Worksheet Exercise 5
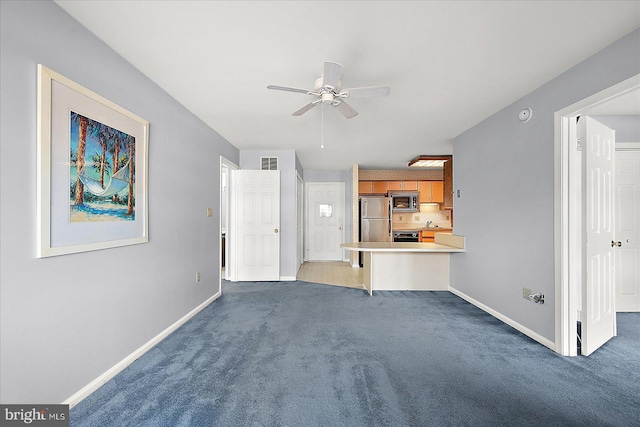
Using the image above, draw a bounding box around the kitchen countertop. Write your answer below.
[342,235,465,295]
[341,241,464,253]
[393,227,453,232]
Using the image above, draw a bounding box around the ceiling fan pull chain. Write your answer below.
[321,102,324,149]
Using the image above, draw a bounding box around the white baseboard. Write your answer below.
[280,276,296,281]
[63,291,222,408]
[448,287,556,351]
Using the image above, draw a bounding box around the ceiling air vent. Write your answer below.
[261,157,278,170]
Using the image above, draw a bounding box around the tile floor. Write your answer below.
[296,261,364,290]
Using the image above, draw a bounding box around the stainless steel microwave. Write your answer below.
[391,193,419,212]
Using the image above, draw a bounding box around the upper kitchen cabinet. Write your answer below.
[402,181,418,191]
[359,180,388,195]
[387,181,417,191]
[418,181,444,203]
[387,181,402,191]
[443,158,453,208]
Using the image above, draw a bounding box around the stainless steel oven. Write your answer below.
[393,230,419,242]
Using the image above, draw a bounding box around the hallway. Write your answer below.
[296,262,364,290]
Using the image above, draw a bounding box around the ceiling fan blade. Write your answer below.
[323,61,343,89]
[341,85,390,98]
[292,100,320,116]
[267,85,311,94]
[334,100,358,119]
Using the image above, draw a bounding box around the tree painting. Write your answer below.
[69,111,136,222]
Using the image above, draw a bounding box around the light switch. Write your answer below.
[206,208,213,217]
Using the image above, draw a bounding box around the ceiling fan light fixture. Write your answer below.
[321,92,334,103]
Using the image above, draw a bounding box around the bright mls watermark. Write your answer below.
[1,405,68,426]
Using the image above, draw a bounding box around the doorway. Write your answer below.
[219,156,238,289]
[296,172,304,272]
[615,146,640,311]
[555,74,640,356]
[305,182,345,261]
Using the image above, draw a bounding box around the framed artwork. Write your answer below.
[37,65,149,257]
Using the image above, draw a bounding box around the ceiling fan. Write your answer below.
[267,61,390,119]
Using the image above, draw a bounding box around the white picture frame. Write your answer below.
[37,65,149,257]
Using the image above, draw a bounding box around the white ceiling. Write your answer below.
[54,1,640,170]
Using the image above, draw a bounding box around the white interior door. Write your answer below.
[580,116,617,355]
[306,182,344,261]
[615,149,640,311]
[232,170,280,281]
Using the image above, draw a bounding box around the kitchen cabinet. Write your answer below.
[418,181,444,203]
[420,230,436,242]
[443,159,453,208]
[359,180,387,194]
[359,181,372,194]
[431,181,444,203]
[420,228,452,242]
[402,181,418,191]
[387,181,403,191]
[388,181,417,191]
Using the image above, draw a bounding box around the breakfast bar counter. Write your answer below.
[341,234,465,295]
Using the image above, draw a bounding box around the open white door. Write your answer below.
[615,149,640,311]
[306,182,345,261]
[232,170,280,281]
[580,116,617,355]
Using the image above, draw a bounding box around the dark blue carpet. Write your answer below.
[71,281,640,426]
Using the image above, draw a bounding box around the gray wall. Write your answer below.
[0,0,239,403]
[304,169,354,260]
[239,150,300,278]
[451,29,640,342]
[593,116,640,142]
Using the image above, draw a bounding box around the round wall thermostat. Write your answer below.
[518,108,533,123]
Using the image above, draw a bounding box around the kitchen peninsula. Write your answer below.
[341,233,465,295]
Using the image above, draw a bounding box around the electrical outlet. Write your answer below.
[206,208,213,217]
[456,189,461,198]
[195,272,200,282]
[523,287,531,300]
[414,215,420,221]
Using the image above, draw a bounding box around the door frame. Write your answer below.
[554,74,640,356]
[304,181,346,261]
[296,171,304,272]
[615,143,640,311]
[219,156,238,289]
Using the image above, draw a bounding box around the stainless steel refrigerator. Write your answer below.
[360,196,391,243]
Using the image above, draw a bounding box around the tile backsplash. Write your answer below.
[392,204,452,228]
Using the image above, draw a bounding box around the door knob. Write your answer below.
[274,229,279,233]
[611,240,621,247]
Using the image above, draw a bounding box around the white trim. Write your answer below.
[296,171,304,274]
[220,156,239,286]
[616,142,640,151]
[449,287,556,351]
[280,276,297,281]
[62,291,221,408]
[554,74,640,356]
